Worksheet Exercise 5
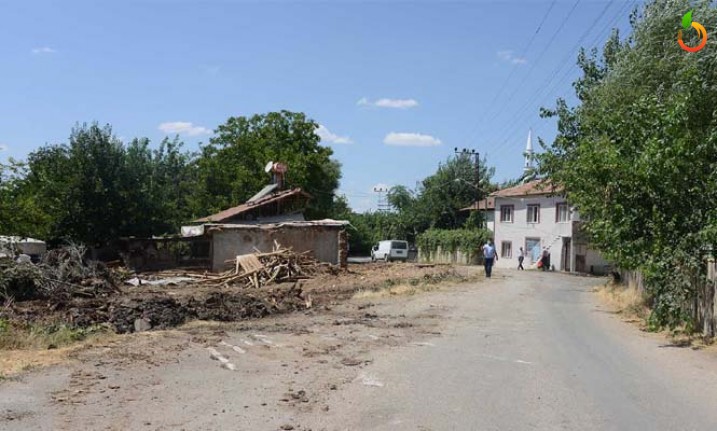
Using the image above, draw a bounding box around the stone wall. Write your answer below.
[210,225,344,272]
[418,247,480,265]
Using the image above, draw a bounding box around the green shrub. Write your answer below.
[417,228,491,257]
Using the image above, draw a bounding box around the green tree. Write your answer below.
[0,159,48,237]
[19,124,194,246]
[539,0,717,330]
[190,111,341,220]
[22,124,128,246]
[417,154,494,229]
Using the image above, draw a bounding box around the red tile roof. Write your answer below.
[194,188,311,223]
[460,196,495,211]
[490,179,561,197]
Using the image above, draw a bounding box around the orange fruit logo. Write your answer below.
[679,10,707,53]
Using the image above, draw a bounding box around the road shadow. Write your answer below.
[658,339,706,350]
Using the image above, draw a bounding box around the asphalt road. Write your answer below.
[323,271,717,430]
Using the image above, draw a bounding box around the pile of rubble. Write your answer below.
[2,245,332,334]
[0,245,122,302]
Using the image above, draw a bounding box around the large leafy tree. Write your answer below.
[0,159,48,237]
[190,111,341,219]
[19,124,194,246]
[23,124,128,246]
[539,0,717,329]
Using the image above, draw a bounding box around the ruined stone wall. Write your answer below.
[211,226,343,272]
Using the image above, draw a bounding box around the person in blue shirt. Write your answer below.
[482,239,498,278]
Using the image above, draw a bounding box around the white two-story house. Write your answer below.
[468,179,609,274]
[463,131,609,274]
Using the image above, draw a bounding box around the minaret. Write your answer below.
[523,129,534,175]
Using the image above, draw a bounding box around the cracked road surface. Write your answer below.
[2,270,717,430]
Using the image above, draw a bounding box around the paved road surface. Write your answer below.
[3,270,717,430]
[326,271,717,430]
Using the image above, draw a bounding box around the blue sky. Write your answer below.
[0,0,637,212]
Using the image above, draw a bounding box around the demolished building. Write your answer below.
[121,162,350,273]
[183,220,349,272]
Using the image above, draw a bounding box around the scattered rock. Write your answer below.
[134,318,152,332]
[341,358,363,366]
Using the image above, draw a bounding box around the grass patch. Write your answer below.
[0,319,111,350]
[353,283,423,300]
[0,318,116,377]
[351,269,482,301]
[595,283,649,320]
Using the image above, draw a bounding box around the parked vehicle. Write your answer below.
[371,240,409,262]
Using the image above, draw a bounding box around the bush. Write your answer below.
[417,228,491,257]
[0,259,43,301]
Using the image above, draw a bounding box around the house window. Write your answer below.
[501,241,512,258]
[527,204,540,223]
[556,203,570,223]
[500,205,514,223]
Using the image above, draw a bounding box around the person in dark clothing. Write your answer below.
[541,248,551,271]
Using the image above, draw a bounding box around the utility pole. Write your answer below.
[373,186,390,212]
[454,147,481,203]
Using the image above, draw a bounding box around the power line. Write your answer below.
[480,0,611,138]
[455,0,565,149]
[488,0,636,156]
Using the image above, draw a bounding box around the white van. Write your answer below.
[371,240,409,262]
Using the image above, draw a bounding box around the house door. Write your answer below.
[526,238,541,264]
[562,237,571,271]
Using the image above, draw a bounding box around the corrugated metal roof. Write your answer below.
[194,188,311,223]
[247,183,279,203]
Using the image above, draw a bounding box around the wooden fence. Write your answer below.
[619,259,717,337]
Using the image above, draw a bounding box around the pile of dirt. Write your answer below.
[3,281,312,334]
[2,261,466,335]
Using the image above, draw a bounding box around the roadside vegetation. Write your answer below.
[0,111,341,248]
[0,319,110,351]
[595,284,650,322]
[539,0,717,335]
[337,154,498,254]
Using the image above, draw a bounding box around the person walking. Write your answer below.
[482,239,498,278]
[517,247,525,270]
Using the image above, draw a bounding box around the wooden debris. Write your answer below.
[200,247,333,289]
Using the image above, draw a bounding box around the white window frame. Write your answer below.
[527,204,540,224]
[556,202,570,223]
[501,241,512,259]
[500,205,514,223]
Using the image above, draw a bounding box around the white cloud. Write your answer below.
[31,47,57,55]
[497,50,527,65]
[383,132,442,147]
[158,121,211,136]
[203,65,220,76]
[357,97,419,109]
[316,124,352,144]
[0,144,7,152]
